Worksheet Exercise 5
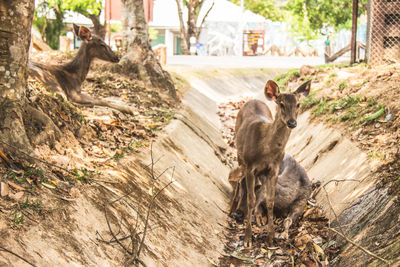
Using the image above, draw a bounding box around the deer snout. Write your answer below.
[287,119,297,129]
[112,54,120,63]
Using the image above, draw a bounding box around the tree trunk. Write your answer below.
[175,0,190,55]
[120,0,176,99]
[89,14,106,40]
[0,0,35,156]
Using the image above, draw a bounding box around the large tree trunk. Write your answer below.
[0,0,35,156]
[120,0,176,99]
[88,14,106,40]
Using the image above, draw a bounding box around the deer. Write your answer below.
[29,24,134,114]
[235,79,311,246]
[229,154,312,240]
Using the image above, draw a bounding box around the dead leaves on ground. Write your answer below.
[219,204,337,266]
[217,98,338,266]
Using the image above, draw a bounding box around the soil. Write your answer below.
[0,50,183,265]
[289,63,400,196]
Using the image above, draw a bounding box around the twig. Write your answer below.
[322,180,389,265]
[322,186,344,233]
[0,245,37,267]
[213,200,229,215]
[104,204,132,255]
[136,173,175,258]
[327,227,389,265]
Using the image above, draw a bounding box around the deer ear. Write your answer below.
[294,80,311,97]
[77,25,92,42]
[264,80,280,101]
[73,24,80,36]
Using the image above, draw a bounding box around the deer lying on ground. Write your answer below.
[29,24,133,114]
[235,79,311,246]
[229,154,312,240]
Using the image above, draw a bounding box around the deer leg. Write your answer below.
[68,90,134,115]
[229,179,241,215]
[265,169,279,246]
[244,168,256,247]
[279,197,307,240]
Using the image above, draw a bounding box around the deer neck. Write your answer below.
[269,110,292,150]
[63,42,93,84]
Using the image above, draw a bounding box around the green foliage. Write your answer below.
[12,198,43,227]
[62,0,102,17]
[71,167,95,183]
[304,94,385,125]
[149,28,159,41]
[33,0,66,49]
[230,0,283,21]
[274,69,300,89]
[111,22,122,33]
[286,0,367,40]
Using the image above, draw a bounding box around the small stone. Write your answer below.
[375,123,381,128]
[0,219,7,231]
[0,182,9,197]
[12,191,24,201]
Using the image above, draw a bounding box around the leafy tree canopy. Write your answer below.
[286,0,367,39]
[62,0,102,17]
[230,0,283,21]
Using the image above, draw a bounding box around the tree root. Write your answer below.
[23,105,61,146]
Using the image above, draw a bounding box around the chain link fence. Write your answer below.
[367,0,400,65]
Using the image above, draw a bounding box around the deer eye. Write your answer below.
[297,103,300,108]
[280,102,285,109]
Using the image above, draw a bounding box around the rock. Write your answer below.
[299,65,316,77]
[0,218,7,231]
[0,182,9,197]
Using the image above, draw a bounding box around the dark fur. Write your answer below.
[229,154,312,238]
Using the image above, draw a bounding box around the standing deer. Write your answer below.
[229,154,312,240]
[235,79,311,246]
[29,24,133,114]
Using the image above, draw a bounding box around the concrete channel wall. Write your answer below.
[166,74,399,266]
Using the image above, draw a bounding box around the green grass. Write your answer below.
[71,167,95,183]
[274,69,300,90]
[303,94,385,126]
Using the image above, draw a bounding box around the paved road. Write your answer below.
[167,55,325,69]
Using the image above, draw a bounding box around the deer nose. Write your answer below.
[287,119,297,128]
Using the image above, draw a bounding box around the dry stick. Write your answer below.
[327,227,390,265]
[0,245,37,267]
[136,169,176,259]
[104,204,132,255]
[321,181,390,265]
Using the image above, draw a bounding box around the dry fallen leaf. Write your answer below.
[7,181,25,191]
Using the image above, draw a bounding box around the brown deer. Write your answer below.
[29,24,133,114]
[229,154,312,240]
[235,79,311,246]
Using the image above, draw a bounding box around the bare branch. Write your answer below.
[0,245,37,267]
[104,204,132,255]
[322,180,389,266]
[327,227,390,266]
[196,0,214,41]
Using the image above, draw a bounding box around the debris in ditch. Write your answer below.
[217,97,338,266]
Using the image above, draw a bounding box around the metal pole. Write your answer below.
[350,0,359,64]
[239,0,244,56]
[108,0,111,45]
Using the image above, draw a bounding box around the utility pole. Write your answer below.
[350,0,359,64]
[239,0,244,56]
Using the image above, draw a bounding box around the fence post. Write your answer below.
[351,0,359,64]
